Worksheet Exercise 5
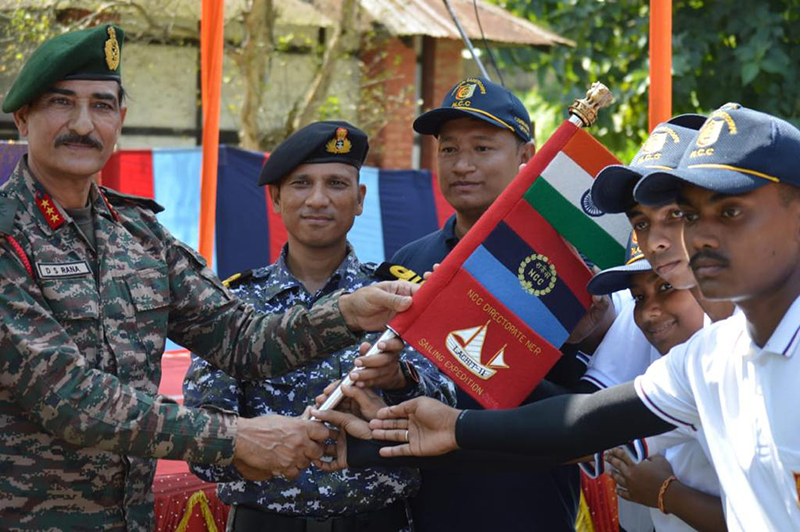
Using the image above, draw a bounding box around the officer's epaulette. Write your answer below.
[100,186,165,214]
[374,262,424,284]
[223,269,254,289]
[0,193,19,235]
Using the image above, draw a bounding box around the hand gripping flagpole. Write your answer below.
[314,83,612,417]
[567,82,614,128]
[314,328,399,415]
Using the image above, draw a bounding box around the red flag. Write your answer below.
[389,120,621,408]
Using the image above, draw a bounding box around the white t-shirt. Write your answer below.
[636,297,800,531]
[586,300,719,532]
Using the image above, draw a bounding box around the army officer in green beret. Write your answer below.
[0,24,416,531]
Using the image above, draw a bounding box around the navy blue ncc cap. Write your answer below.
[588,114,706,214]
[587,230,652,295]
[413,77,532,143]
[259,121,368,186]
[634,104,800,205]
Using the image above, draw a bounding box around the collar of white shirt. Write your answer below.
[761,294,800,358]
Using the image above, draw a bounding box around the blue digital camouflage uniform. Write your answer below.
[184,244,456,525]
[0,159,364,532]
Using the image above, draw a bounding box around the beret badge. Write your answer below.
[325,127,352,155]
[105,26,120,71]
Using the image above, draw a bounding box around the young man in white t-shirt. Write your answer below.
[586,242,724,532]
[364,104,800,531]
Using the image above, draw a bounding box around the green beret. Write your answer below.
[2,24,124,113]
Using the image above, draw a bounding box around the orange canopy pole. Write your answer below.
[649,0,672,131]
[198,0,225,266]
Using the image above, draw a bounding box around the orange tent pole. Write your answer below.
[199,0,225,266]
[649,0,672,131]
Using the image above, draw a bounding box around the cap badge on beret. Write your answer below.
[104,26,121,71]
[326,127,352,154]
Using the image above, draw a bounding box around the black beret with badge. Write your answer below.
[258,121,369,186]
[3,24,124,113]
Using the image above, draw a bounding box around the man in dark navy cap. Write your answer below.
[0,27,421,531]
[387,77,586,532]
[184,121,456,532]
[366,103,800,530]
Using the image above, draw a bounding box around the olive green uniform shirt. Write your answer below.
[0,158,359,531]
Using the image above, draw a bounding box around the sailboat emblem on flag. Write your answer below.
[446,321,509,380]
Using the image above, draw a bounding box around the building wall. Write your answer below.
[420,37,464,172]
[363,36,417,169]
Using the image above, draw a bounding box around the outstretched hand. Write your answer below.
[368,397,461,458]
[338,281,418,332]
[310,382,387,471]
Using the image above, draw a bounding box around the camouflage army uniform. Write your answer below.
[0,159,363,532]
[184,245,456,527]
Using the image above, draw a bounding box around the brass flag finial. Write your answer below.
[569,82,613,127]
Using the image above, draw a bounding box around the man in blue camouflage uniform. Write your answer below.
[0,26,417,532]
[184,121,456,532]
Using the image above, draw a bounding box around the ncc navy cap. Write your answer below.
[588,114,706,214]
[3,24,124,113]
[413,77,532,143]
[587,230,651,295]
[258,121,369,186]
[634,104,800,205]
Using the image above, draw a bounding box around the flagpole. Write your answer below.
[314,328,399,414]
[568,82,613,128]
[649,0,672,131]
[198,0,225,266]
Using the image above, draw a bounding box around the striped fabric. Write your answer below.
[389,120,623,409]
[100,146,454,280]
[532,127,628,269]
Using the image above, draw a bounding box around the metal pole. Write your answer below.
[649,0,673,131]
[442,0,491,80]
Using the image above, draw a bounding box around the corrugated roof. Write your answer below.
[0,0,334,28]
[0,0,568,45]
[358,0,573,47]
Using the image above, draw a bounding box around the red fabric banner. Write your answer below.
[389,120,592,408]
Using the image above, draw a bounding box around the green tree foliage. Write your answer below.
[490,0,800,160]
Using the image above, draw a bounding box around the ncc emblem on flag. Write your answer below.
[446,321,508,380]
[518,253,558,297]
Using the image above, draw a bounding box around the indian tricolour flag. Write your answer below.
[389,119,627,409]
[530,122,628,269]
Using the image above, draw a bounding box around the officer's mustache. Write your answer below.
[689,249,730,270]
[55,133,103,150]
